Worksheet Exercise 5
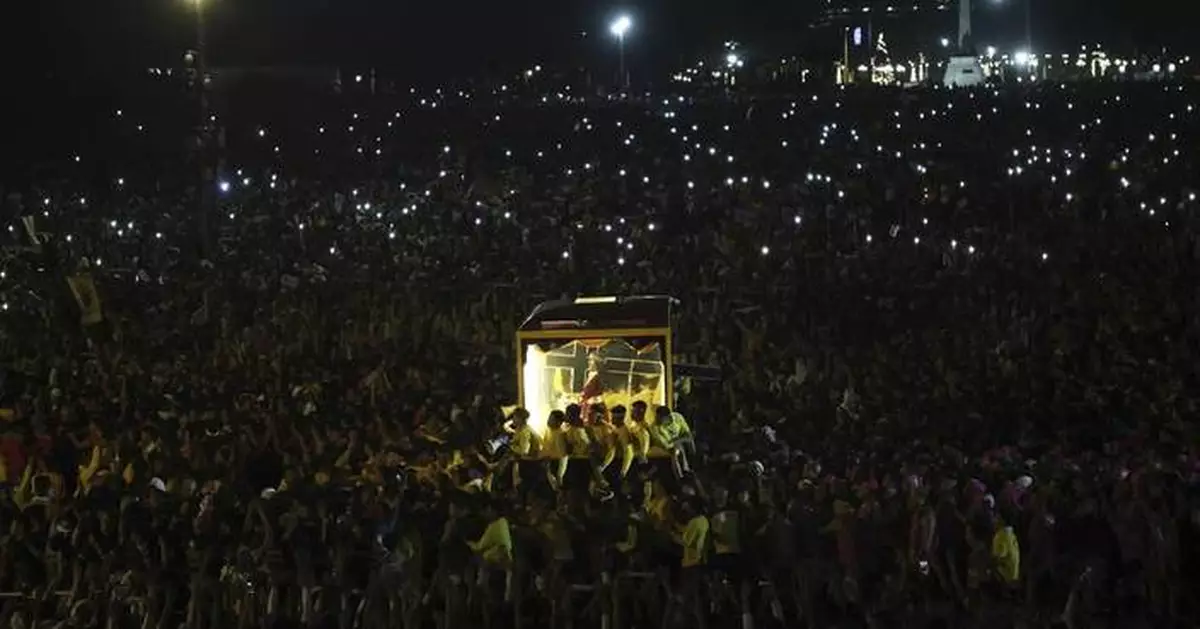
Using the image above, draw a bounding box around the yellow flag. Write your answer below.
[66,274,104,325]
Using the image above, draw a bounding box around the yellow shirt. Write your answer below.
[541,428,568,460]
[511,426,539,458]
[651,413,691,449]
[589,423,618,469]
[991,526,1020,583]
[565,426,591,458]
[622,423,651,473]
[78,445,103,491]
[680,515,710,568]
[13,461,34,509]
[590,422,617,450]
[469,517,514,567]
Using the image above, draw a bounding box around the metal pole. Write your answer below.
[867,16,873,65]
[195,0,213,256]
[843,28,850,84]
[618,35,627,88]
[196,1,208,117]
[1025,0,1033,52]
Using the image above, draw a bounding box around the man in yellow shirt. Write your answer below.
[613,405,650,481]
[991,515,1020,585]
[677,499,710,569]
[506,408,539,458]
[562,404,592,491]
[585,404,623,500]
[588,403,619,474]
[468,500,514,569]
[540,410,569,490]
[709,486,752,619]
[503,408,539,490]
[651,406,693,476]
[665,497,711,629]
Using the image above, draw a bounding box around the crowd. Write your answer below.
[0,67,1199,629]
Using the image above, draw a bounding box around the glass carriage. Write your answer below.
[516,296,674,436]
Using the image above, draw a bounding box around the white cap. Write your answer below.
[149,477,167,493]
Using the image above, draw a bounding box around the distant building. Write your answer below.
[810,0,955,61]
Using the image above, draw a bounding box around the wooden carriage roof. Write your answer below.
[518,295,675,332]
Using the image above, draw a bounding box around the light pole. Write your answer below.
[725,52,743,87]
[959,0,972,50]
[192,0,208,121]
[610,14,632,89]
[842,27,851,84]
[189,0,214,255]
[1023,0,1032,53]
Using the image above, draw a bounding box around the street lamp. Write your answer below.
[609,14,632,89]
[191,0,207,87]
[940,37,951,48]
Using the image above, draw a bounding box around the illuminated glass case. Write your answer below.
[516,296,674,436]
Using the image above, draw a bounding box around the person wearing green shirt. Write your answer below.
[663,498,710,629]
[469,500,514,569]
[991,515,1020,585]
[651,406,694,476]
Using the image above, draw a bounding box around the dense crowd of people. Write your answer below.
[0,67,1199,629]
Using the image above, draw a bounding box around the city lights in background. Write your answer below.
[4,6,1190,328]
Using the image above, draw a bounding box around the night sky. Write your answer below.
[4,0,1195,87]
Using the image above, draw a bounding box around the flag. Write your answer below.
[20,216,41,246]
[66,274,104,325]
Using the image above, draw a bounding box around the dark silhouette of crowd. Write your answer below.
[0,68,1198,629]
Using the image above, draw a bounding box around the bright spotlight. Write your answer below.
[610,15,632,38]
[1014,50,1031,65]
[940,37,950,48]
[726,53,741,67]
[986,46,997,57]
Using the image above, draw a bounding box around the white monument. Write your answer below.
[943,56,985,87]
[943,0,985,88]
